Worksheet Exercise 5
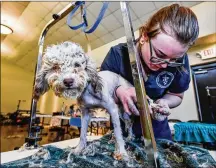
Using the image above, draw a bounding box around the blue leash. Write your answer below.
[67,1,109,34]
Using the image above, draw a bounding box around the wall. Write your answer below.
[89,2,216,121]
[1,59,35,114]
[1,59,76,115]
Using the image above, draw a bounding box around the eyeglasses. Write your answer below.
[149,39,185,67]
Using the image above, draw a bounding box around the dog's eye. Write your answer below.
[74,62,81,68]
[82,61,86,65]
[52,64,60,71]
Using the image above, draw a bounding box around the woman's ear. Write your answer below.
[140,33,149,44]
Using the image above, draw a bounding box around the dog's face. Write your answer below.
[33,41,98,100]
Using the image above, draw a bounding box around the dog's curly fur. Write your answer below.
[33,41,139,159]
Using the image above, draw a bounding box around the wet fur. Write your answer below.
[33,41,137,159]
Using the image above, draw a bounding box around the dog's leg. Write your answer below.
[107,103,128,160]
[122,113,134,141]
[125,119,135,142]
[67,109,90,163]
[74,108,90,154]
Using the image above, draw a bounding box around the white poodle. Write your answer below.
[33,41,139,160]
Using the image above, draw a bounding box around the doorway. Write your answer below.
[191,62,216,124]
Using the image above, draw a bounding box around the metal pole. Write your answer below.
[27,1,79,144]
[120,2,158,167]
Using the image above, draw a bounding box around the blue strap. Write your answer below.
[83,2,109,34]
[67,1,86,30]
[67,1,109,34]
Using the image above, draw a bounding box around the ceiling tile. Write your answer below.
[153,2,171,9]
[60,1,71,8]
[26,2,50,19]
[181,2,202,8]
[91,38,104,49]
[17,2,30,7]
[87,2,102,17]
[53,19,67,30]
[65,17,82,34]
[43,21,61,36]
[44,12,54,22]
[37,19,48,30]
[100,33,115,44]
[100,14,122,32]
[50,31,65,43]
[88,2,111,18]
[94,25,109,37]
[108,2,120,12]
[71,33,86,44]
[139,10,157,24]
[113,8,137,25]
[85,2,93,7]
[132,19,142,31]
[80,44,87,52]
[13,17,31,38]
[85,33,98,42]
[168,2,183,6]
[21,8,43,27]
[85,10,97,28]
[129,2,156,18]
[15,41,32,56]
[111,27,125,39]
[1,2,28,17]
[41,2,58,11]
[50,2,64,14]
[24,27,41,43]
[58,25,77,38]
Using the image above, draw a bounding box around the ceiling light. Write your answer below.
[1,24,13,35]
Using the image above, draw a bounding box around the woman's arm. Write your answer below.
[156,92,184,109]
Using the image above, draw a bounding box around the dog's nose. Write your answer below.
[63,78,74,87]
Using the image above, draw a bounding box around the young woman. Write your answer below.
[100,4,199,140]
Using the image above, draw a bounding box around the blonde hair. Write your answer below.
[139,4,199,46]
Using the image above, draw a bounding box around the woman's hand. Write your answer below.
[115,86,139,116]
[150,99,171,121]
[154,99,171,115]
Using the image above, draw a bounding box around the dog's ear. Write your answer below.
[33,68,50,100]
[85,57,103,93]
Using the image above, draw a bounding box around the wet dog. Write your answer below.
[33,41,139,160]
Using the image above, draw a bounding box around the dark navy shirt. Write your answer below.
[100,42,191,140]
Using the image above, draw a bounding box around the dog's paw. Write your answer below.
[73,145,85,155]
[113,151,129,161]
